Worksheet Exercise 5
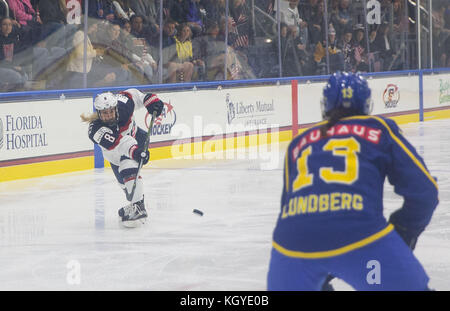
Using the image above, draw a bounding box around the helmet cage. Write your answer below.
[94,92,119,126]
[97,106,118,126]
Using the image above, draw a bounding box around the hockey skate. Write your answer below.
[118,197,147,228]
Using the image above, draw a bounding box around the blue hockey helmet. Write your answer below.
[321,72,372,119]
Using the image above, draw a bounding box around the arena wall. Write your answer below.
[1,71,450,182]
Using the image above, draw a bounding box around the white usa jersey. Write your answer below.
[88,88,163,166]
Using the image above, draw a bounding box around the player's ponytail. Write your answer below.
[320,108,360,138]
[80,113,99,123]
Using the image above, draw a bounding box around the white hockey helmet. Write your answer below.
[94,92,118,111]
[94,92,118,125]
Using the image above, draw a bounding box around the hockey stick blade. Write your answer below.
[125,111,157,202]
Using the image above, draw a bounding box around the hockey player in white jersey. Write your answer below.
[81,89,164,227]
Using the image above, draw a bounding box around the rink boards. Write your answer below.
[1,72,450,182]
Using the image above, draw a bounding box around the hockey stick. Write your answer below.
[125,111,157,202]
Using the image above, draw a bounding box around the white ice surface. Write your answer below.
[0,119,449,291]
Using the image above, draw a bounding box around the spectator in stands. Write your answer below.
[88,0,105,20]
[129,0,160,33]
[161,18,176,48]
[162,0,173,21]
[130,14,157,47]
[112,0,135,23]
[122,19,132,33]
[327,0,341,37]
[8,0,39,27]
[328,0,340,17]
[32,40,67,83]
[0,0,23,47]
[432,4,450,68]
[298,0,318,26]
[65,21,132,88]
[121,19,158,83]
[433,5,450,67]
[330,0,353,40]
[185,0,204,37]
[0,2,21,38]
[169,0,204,38]
[313,24,343,74]
[308,0,325,46]
[391,0,408,34]
[370,23,398,71]
[0,16,20,48]
[216,15,252,80]
[379,0,393,25]
[293,20,314,76]
[337,26,354,72]
[88,0,116,21]
[162,22,204,82]
[0,16,27,90]
[228,0,252,64]
[37,0,69,48]
[64,20,110,88]
[98,21,128,57]
[279,0,308,41]
[168,0,184,24]
[121,19,131,33]
[367,25,382,72]
[217,13,233,44]
[279,23,302,77]
[352,23,369,72]
[202,0,226,26]
[7,0,42,46]
[195,20,231,80]
[96,21,139,84]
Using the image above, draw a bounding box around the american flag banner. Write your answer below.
[354,45,367,63]
[230,14,249,49]
[163,7,170,20]
[229,62,240,79]
[226,47,243,80]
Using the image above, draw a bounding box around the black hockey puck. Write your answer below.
[193,209,203,216]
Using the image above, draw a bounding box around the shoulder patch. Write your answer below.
[117,93,130,103]
[93,126,113,144]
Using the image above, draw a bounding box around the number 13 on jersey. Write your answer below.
[292,137,361,191]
